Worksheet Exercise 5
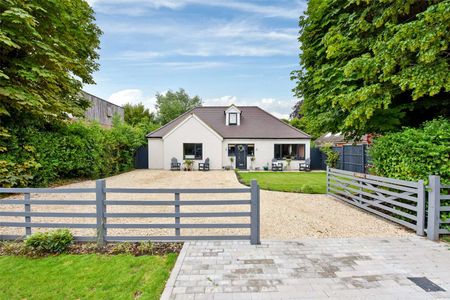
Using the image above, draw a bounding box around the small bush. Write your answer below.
[110,242,135,255]
[25,229,74,254]
[300,185,314,194]
[321,143,340,168]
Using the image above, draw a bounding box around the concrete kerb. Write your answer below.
[160,242,191,300]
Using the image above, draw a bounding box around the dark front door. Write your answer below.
[134,145,148,169]
[236,144,247,170]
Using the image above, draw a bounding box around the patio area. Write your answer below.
[162,236,450,299]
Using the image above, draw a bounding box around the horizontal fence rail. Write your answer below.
[0,180,261,245]
[327,167,425,235]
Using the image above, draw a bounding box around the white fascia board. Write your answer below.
[162,113,223,141]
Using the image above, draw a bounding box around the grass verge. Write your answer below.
[0,253,177,300]
[236,171,327,194]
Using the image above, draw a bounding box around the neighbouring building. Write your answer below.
[146,105,311,170]
[82,91,124,127]
[315,132,372,147]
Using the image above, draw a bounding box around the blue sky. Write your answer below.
[84,0,306,118]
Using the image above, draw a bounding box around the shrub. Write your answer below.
[25,229,74,254]
[321,143,340,168]
[369,119,450,184]
[0,118,153,187]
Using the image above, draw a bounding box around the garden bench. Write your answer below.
[271,158,283,171]
[170,157,181,171]
[198,158,210,171]
[299,158,311,171]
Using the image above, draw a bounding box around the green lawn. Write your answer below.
[237,171,327,194]
[0,254,177,300]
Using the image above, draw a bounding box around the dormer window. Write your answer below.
[229,113,238,125]
[225,105,241,126]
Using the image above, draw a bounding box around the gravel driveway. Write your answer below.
[0,170,410,239]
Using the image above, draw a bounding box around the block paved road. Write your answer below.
[161,236,450,300]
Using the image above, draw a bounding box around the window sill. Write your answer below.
[275,158,306,161]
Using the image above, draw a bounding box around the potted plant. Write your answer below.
[230,157,234,170]
[263,163,269,171]
[250,156,255,170]
[184,160,194,171]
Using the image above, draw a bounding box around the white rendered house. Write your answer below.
[147,105,311,170]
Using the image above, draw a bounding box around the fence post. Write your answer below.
[326,167,330,194]
[96,179,106,246]
[416,180,425,236]
[362,145,367,173]
[175,193,180,237]
[24,193,31,236]
[250,180,260,245]
[427,175,440,241]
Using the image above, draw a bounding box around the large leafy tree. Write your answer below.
[155,89,202,125]
[123,103,155,126]
[292,0,450,138]
[0,0,102,134]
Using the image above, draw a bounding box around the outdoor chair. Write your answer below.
[198,158,210,171]
[299,158,311,171]
[170,157,181,171]
[271,158,283,171]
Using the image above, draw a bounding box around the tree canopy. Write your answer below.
[292,0,450,138]
[0,0,102,134]
[124,103,155,126]
[155,89,202,125]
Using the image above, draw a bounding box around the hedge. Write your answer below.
[369,118,450,184]
[0,118,151,187]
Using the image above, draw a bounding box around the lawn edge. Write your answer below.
[160,241,190,300]
[234,170,327,194]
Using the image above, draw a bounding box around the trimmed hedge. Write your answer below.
[369,118,450,184]
[0,119,152,187]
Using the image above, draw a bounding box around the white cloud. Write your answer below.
[204,96,295,119]
[127,61,229,69]
[90,0,305,19]
[107,90,296,119]
[114,51,164,61]
[206,95,238,106]
[108,89,157,112]
[103,19,298,58]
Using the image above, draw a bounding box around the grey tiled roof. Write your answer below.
[147,106,310,139]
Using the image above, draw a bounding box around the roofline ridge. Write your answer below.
[146,107,197,137]
[81,90,124,108]
[253,106,311,138]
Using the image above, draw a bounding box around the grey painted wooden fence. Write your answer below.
[0,180,261,245]
[327,168,450,240]
[427,176,450,241]
[327,167,426,235]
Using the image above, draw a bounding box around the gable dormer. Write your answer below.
[225,105,241,126]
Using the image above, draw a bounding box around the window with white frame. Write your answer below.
[228,113,238,125]
[183,143,203,160]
